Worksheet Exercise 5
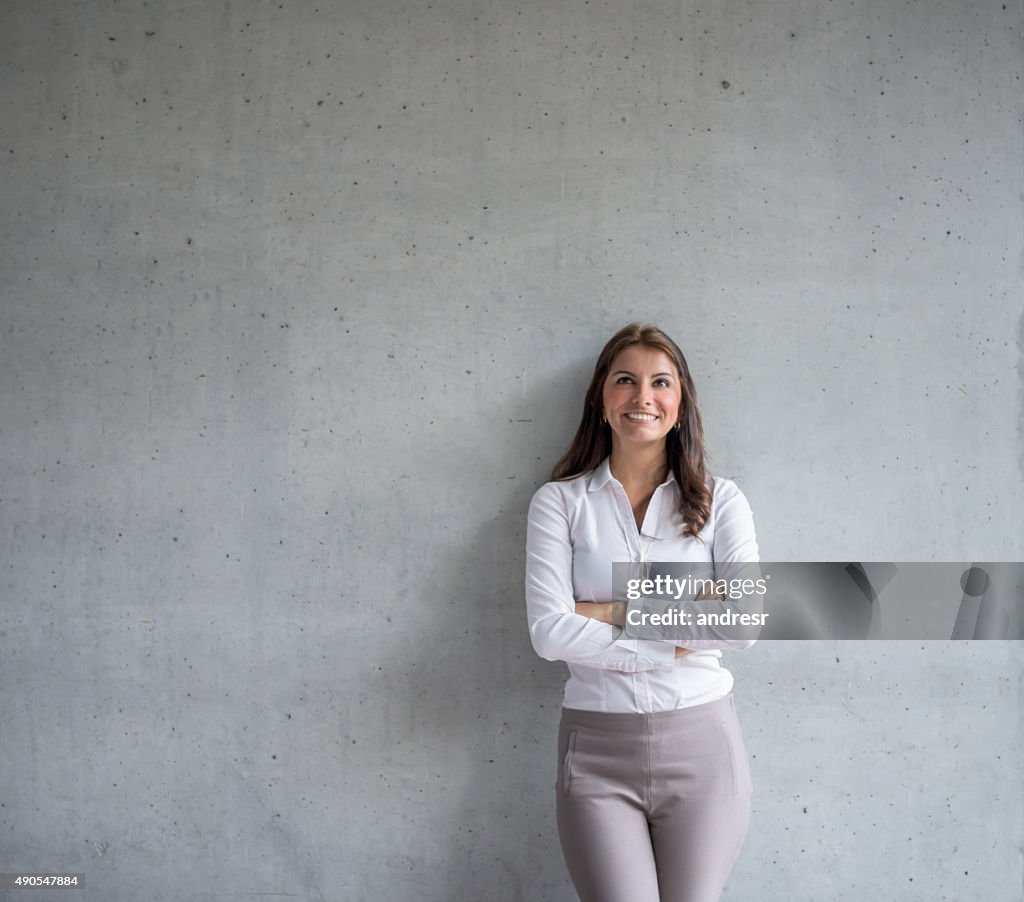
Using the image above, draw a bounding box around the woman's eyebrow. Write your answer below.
[611,369,674,378]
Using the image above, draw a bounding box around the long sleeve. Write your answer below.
[672,479,761,651]
[525,483,676,673]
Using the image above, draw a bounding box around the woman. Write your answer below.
[524,323,758,902]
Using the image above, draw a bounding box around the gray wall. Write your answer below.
[2,0,1022,899]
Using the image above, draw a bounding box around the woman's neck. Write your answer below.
[608,444,669,489]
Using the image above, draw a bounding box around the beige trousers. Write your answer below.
[555,693,753,902]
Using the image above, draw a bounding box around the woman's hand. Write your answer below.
[574,600,626,626]
[674,586,724,656]
[575,601,694,658]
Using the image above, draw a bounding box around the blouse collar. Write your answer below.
[586,456,677,493]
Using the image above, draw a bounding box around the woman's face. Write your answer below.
[601,345,683,450]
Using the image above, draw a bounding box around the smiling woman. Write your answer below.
[525,322,759,902]
[601,344,685,529]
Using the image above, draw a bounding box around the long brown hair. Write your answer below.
[550,322,713,539]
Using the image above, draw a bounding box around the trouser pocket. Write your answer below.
[719,710,753,797]
[561,728,578,797]
[719,719,740,797]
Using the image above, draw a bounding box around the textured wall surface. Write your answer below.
[1,0,1022,900]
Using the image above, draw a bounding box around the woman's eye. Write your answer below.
[655,379,671,387]
[616,376,633,384]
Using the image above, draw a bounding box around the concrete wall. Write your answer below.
[2,0,1021,899]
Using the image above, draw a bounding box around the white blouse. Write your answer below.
[524,455,759,713]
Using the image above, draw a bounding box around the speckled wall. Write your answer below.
[1,0,1021,900]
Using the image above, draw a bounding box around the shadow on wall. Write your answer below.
[364,360,593,901]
